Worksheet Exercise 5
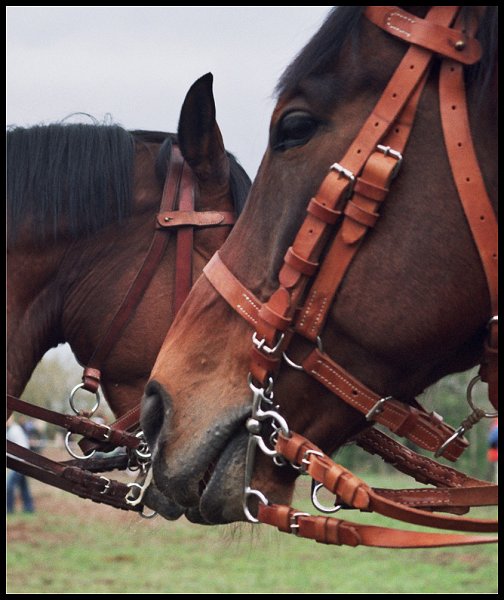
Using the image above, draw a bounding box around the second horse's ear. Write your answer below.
[177,73,230,189]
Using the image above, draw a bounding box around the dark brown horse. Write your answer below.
[143,6,498,533]
[7,73,250,515]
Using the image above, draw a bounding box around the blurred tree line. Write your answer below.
[21,345,495,480]
[20,345,115,444]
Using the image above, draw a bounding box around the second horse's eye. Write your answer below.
[271,111,319,151]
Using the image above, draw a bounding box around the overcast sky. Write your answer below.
[7,6,332,179]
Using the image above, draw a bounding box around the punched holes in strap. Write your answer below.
[307,197,342,224]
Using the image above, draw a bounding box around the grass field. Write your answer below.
[7,472,498,594]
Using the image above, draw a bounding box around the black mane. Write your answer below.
[7,123,137,244]
[7,123,250,245]
[276,6,498,100]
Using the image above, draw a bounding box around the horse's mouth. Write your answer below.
[146,406,251,525]
[186,427,250,524]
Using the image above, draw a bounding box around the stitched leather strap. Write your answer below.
[301,347,468,461]
[364,6,482,64]
[438,46,498,409]
[295,79,425,340]
[276,431,497,533]
[258,504,497,549]
[204,251,262,328]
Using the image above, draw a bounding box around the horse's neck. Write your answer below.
[7,244,68,396]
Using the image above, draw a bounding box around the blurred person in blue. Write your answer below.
[6,414,35,514]
[487,418,498,483]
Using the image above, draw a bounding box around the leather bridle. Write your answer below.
[203,6,498,548]
[7,143,235,515]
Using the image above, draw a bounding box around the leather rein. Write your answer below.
[203,6,498,548]
[7,144,235,515]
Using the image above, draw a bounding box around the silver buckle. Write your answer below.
[329,162,355,197]
[376,144,403,178]
[252,331,285,355]
[365,396,392,421]
[290,511,310,535]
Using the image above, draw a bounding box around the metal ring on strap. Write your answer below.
[69,383,100,416]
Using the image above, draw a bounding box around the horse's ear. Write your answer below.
[177,73,230,188]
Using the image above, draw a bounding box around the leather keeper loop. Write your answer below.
[82,367,101,393]
[284,246,319,276]
[258,504,292,533]
[353,178,388,202]
[307,197,341,224]
[313,517,361,547]
[344,201,379,227]
[250,346,281,385]
[258,302,292,332]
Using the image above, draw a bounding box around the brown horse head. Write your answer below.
[7,73,250,436]
[144,7,498,524]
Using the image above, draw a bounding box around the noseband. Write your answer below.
[203,6,497,547]
[7,144,236,515]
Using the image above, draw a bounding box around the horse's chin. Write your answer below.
[186,429,249,524]
[142,480,185,521]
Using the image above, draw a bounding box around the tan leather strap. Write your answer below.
[276,431,497,533]
[258,504,497,549]
[204,251,262,329]
[156,210,235,229]
[295,77,425,340]
[301,347,468,461]
[364,6,482,64]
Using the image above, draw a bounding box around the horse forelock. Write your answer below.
[276,6,497,106]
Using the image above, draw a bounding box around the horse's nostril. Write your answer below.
[141,380,171,447]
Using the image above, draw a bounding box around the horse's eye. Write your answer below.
[271,111,319,151]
